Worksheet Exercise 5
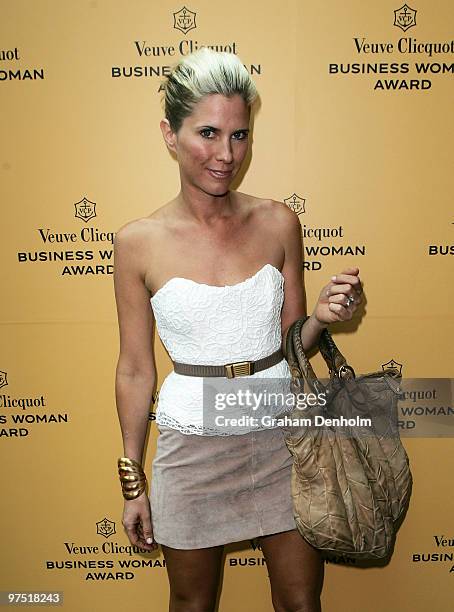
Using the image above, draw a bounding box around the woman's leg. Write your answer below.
[258,529,324,612]
[161,543,225,612]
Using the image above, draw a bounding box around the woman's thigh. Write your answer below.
[258,529,324,612]
[161,543,225,612]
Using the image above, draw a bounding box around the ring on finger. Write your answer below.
[345,294,355,307]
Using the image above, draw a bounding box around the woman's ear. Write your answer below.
[160,119,177,153]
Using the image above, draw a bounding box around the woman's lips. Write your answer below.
[207,169,232,179]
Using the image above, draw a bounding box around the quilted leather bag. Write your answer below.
[281,316,413,560]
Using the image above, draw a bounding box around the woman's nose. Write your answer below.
[215,138,234,163]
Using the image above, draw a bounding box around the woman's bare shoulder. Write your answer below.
[238,192,299,230]
[114,202,174,246]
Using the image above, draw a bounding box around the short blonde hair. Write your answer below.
[163,48,258,132]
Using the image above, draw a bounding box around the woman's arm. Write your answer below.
[282,314,328,357]
[277,202,362,357]
[113,224,157,464]
[277,203,328,356]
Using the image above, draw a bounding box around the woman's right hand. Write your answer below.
[121,492,159,552]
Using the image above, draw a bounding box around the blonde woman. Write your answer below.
[114,48,362,612]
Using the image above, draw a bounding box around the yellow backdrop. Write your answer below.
[1,1,453,610]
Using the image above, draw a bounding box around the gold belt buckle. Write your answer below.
[225,360,252,378]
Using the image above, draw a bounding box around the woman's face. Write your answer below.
[162,93,251,198]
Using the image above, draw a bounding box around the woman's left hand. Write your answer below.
[313,266,363,325]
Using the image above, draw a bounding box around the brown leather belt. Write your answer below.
[172,348,284,379]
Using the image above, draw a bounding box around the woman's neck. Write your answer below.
[175,186,238,226]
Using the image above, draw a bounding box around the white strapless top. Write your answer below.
[150,263,292,435]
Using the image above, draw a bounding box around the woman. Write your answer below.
[114,48,362,612]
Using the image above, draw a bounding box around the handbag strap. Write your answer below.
[318,323,352,376]
[286,316,355,396]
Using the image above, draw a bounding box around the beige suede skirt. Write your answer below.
[149,424,297,549]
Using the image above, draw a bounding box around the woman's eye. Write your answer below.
[232,131,248,140]
[200,128,214,138]
[199,129,248,140]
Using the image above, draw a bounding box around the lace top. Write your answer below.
[150,263,293,435]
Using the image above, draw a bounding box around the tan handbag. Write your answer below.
[281,316,413,560]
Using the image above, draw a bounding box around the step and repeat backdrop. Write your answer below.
[1,1,453,610]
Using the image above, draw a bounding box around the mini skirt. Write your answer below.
[149,423,297,549]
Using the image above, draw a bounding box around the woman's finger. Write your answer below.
[331,274,362,289]
[140,515,154,544]
[137,516,157,548]
[123,521,141,546]
[329,293,359,307]
[328,302,354,320]
[124,518,158,551]
[337,266,359,276]
[326,282,355,297]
